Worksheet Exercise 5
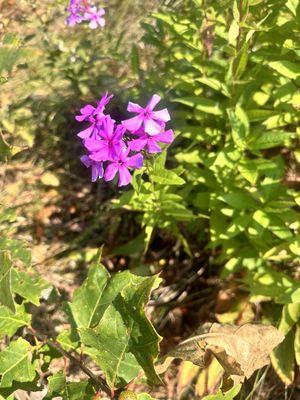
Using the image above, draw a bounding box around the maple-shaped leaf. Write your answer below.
[11,269,50,306]
[0,303,31,338]
[0,338,36,388]
[69,256,162,389]
[45,373,96,400]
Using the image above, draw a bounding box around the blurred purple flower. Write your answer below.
[122,94,170,136]
[66,1,105,29]
[130,126,174,154]
[80,155,104,182]
[66,0,84,26]
[84,116,125,161]
[76,93,113,139]
[104,147,144,187]
[84,6,105,29]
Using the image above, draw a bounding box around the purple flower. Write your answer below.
[130,127,174,154]
[104,147,144,187]
[122,94,170,136]
[66,1,105,29]
[76,93,113,139]
[84,116,125,161]
[66,0,84,26]
[84,6,105,29]
[80,155,104,182]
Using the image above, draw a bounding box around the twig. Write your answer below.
[28,329,112,398]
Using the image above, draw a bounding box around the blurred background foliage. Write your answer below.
[0,0,299,398]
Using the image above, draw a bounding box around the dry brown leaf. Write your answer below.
[156,338,206,375]
[156,323,284,384]
[169,336,207,368]
[205,323,284,379]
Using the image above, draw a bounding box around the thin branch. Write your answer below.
[28,329,112,398]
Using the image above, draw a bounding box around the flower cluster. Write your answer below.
[66,0,105,29]
[77,93,174,186]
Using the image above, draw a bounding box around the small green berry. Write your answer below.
[118,390,138,400]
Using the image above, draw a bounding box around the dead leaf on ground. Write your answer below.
[206,323,284,380]
[156,323,284,385]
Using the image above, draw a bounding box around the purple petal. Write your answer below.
[114,124,126,140]
[126,153,144,169]
[80,155,92,168]
[84,138,105,152]
[122,115,143,132]
[127,102,144,113]
[98,8,105,17]
[77,125,95,139]
[130,127,146,136]
[75,114,88,122]
[89,19,98,29]
[144,118,162,136]
[107,143,122,161]
[95,93,113,113]
[129,138,148,152]
[154,129,174,144]
[102,116,115,139]
[118,166,132,187]
[104,163,118,182]
[146,140,162,154]
[80,104,95,116]
[147,94,161,111]
[97,17,105,27]
[91,162,103,182]
[90,147,110,162]
[152,108,170,123]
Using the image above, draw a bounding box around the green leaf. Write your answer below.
[232,42,248,79]
[131,44,140,76]
[271,328,295,385]
[78,271,162,388]
[196,77,230,97]
[228,20,239,45]
[0,304,31,338]
[47,372,66,395]
[160,201,194,221]
[227,105,249,150]
[69,253,110,329]
[219,191,257,210]
[174,97,223,115]
[249,131,292,150]
[247,267,300,303]
[46,373,96,400]
[0,45,26,74]
[286,0,299,15]
[56,330,79,352]
[0,238,31,267]
[11,269,50,306]
[151,169,185,186]
[295,325,300,366]
[269,61,300,80]
[278,303,300,335]
[0,338,36,388]
[137,394,156,400]
[0,251,15,313]
[202,384,241,399]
